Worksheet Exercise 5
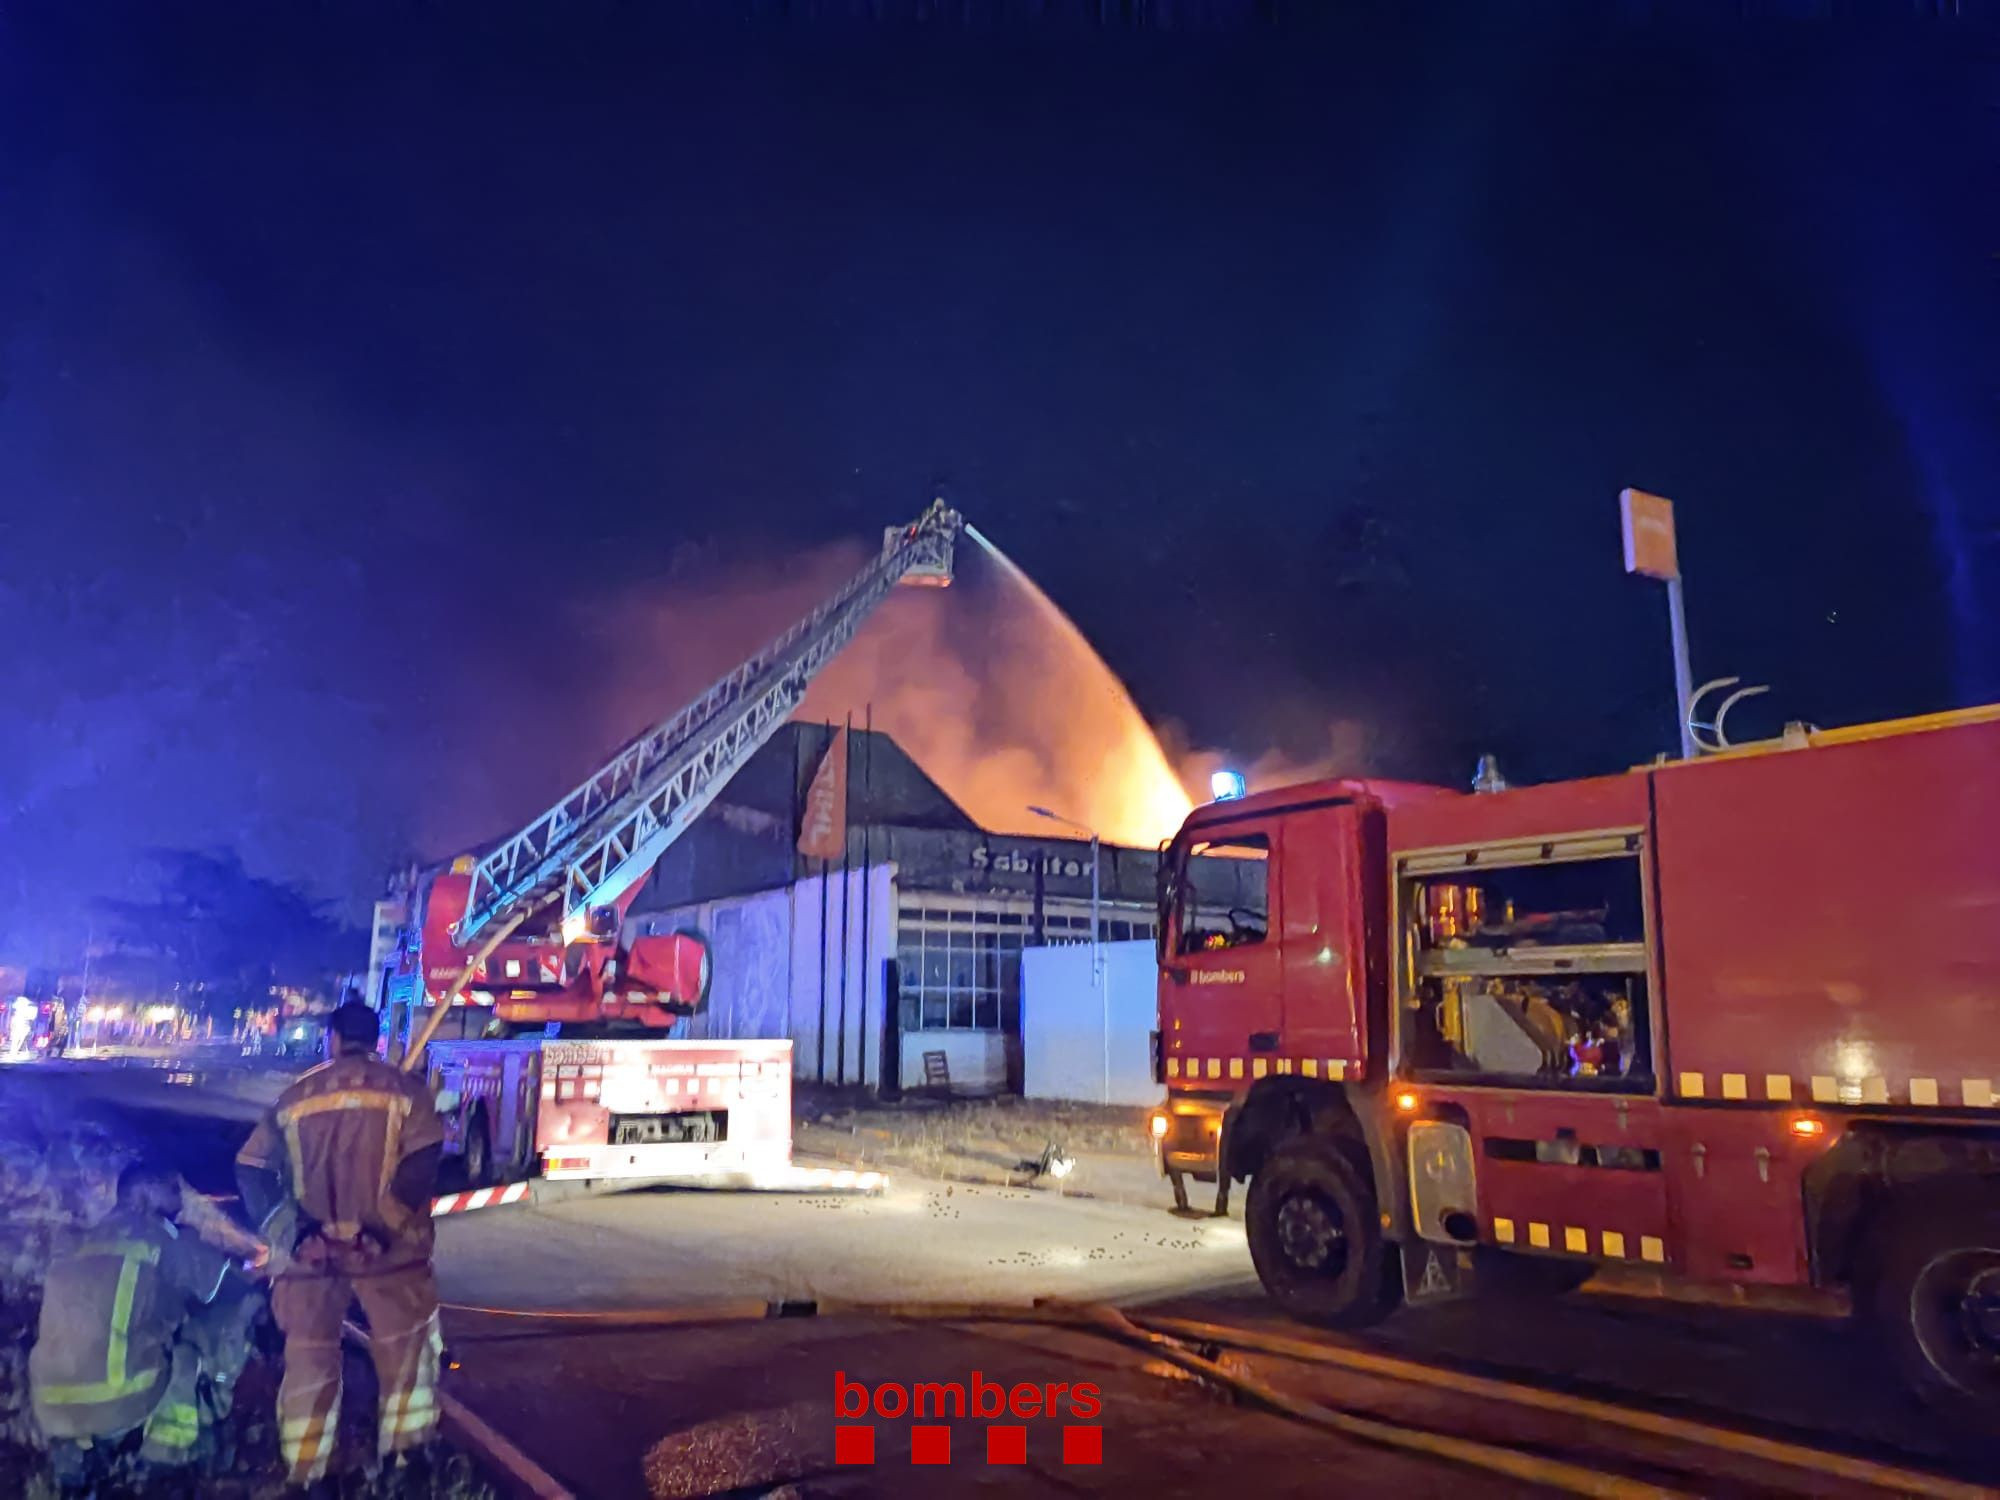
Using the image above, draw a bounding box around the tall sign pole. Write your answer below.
[1620,487,1696,760]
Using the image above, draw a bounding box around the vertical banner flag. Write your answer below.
[799,726,849,860]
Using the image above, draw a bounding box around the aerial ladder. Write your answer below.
[395,499,962,1070]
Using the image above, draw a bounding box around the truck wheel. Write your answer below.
[463,1110,493,1188]
[1869,1201,2000,1427]
[1246,1137,1399,1330]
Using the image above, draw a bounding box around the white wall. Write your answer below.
[1020,940,1160,1106]
[637,863,896,1088]
[897,1031,1010,1095]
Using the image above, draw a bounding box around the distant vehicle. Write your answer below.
[6,996,35,1058]
[424,1034,794,1189]
[7,997,68,1060]
[1153,704,2000,1424]
[277,1016,327,1062]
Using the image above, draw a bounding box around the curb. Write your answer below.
[439,1387,577,1500]
[427,1164,890,1219]
[344,1318,577,1500]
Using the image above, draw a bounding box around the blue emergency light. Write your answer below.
[1210,769,1247,802]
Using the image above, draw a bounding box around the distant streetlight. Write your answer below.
[1027,805,1107,1103]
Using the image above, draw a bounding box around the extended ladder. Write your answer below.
[453,500,961,947]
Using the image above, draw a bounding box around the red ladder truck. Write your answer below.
[376,500,961,1187]
[1152,704,2000,1423]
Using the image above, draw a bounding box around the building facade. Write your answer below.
[626,722,1166,1093]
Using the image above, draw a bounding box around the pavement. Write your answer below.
[791,1088,1166,1208]
[443,1312,1547,1500]
[10,1059,1998,1499]
[434,1179,1252,1314]
[427,1182,1995,1496]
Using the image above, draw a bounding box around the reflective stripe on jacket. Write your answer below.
[30,1210,228,1439]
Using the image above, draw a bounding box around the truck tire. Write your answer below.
[1868,1199,2000,1428]
[463,1109,493,1188]
[1246,1137,1400,1330]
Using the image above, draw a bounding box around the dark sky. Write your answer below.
[2,1,1996,966]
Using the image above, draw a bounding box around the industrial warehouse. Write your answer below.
[625,721,1170,1096]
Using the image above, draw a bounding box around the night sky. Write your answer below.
[2,1,1995,967]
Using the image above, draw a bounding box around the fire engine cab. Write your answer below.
[1155,703,2000,1423]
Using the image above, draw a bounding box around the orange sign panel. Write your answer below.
[1620,487,1679,581]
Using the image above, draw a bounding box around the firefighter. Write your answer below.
[29,1160,242,1487]
[235,999,446,1492]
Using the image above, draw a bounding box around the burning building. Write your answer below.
[625,721,1173,1095]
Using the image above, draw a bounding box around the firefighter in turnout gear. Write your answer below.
[30,1160,242,1486]
[236,1000,446,1490]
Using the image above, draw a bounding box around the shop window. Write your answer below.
[897,904,1009,1034]
[896,900,1155,1033]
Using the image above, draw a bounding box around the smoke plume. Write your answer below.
[583,536,1401,851]
[585,538,1195,848]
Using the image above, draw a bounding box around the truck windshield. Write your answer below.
[1175,835,1270,955]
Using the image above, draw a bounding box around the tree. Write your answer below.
[93,850,360,1018]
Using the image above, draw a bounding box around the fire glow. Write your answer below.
[799,532,1193,849]
[589,528,1379,855]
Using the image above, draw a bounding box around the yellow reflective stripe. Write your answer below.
[378,1095,411,1217]
[107,1249,142,1395]
[145,1401,201,1446]
[36,1367,161,1404]
[288,1421,332,1462]
[283,1088,407,1122]
[73,1240,161,1266]
[281,1115,307,1199]
[45,1246,163,1403]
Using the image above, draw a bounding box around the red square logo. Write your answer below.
[986,1425,1027,1465]
[1062,1425,1102,1466]
[910,1426,951,1465]
[834,1425,875,1465]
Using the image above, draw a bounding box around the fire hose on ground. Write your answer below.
[430,1296,1990,1500]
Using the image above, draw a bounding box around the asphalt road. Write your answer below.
[436,1179,1253,1313]
[8,1062,1994,1498]
[428,1177,1991,1492]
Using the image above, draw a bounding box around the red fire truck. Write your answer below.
[375,500,960,1188]
[1153,704,2000,1421]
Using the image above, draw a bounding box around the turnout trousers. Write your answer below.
[270,1263,443,1484]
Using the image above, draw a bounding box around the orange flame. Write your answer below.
[585,537,1194,850]
[801,546,1193,848]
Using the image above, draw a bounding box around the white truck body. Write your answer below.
[426,1036,793,1185]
